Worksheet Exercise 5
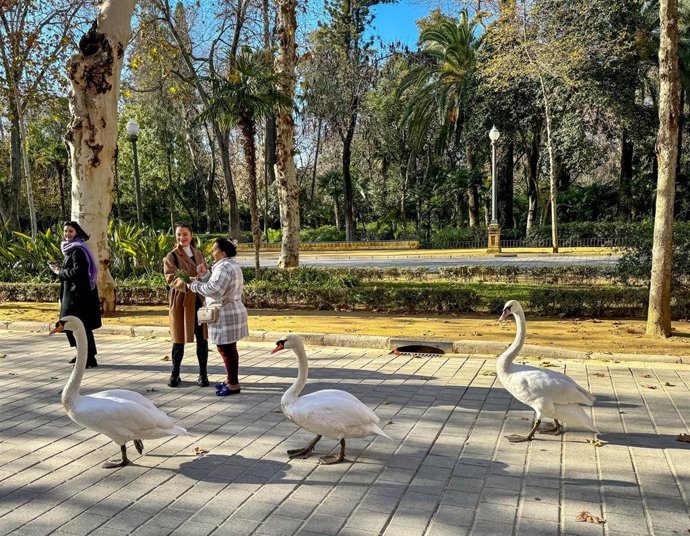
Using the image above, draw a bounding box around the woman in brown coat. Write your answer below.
[163,223,209,387]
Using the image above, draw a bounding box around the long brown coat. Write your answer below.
[164,245,208,343]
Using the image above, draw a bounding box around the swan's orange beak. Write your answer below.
[271,342,285,354]
[50,321,65,335]
[498,308,511,322]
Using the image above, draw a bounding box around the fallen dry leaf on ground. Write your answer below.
[592,372,607,377]
[161,355,170,361]
[194,447,209,455]
[0,353,6,359]
[642,373,652,378]
[481,370,497,376]
[586,438,606,447]
[644,385,658,390]
[677,434,690,443]
[518,416,531,421]
[146,388,158,392]
[664,382,676,387]
[539,361,557,368]
[576,511,606,524]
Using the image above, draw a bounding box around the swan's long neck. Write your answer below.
[282,340,308,408]
[497,309,526,375]
[62,325,87,408]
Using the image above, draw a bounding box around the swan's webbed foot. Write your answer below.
[133,439,144,454]
[288,435,321,459]
[506,419,541,443]
[319,439,346,465]
[504,434,533,443]
[539,420,564,436]
[103,445,129,468]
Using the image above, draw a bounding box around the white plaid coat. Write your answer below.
[189,257,248,345]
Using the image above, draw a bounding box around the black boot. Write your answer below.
[168,343,184,387]
[86,355,98,368]
[196,340,209,387]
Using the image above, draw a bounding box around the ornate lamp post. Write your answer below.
[487,125,501,253]
[126,118,143,225]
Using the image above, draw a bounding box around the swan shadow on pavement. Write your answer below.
[599,432,688,450]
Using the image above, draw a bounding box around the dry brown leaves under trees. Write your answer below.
[194,446,209,455]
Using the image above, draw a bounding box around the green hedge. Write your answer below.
[2,281,689,319]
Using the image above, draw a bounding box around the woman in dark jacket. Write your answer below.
[49,221,102,368]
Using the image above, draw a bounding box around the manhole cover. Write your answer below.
[393,344,445,356]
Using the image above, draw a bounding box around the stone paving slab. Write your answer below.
[0,330,689,536]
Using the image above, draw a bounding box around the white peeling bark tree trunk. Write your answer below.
[274,0,300,268]
[65,0,137,312]
[646,0,680,338]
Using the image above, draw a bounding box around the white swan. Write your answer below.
[272,335,390,464]
[51,316,189,468]
[497,300,598,443]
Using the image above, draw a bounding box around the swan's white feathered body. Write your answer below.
[497,301,598,437]
[67,389,188,447]
[273,335,389,463]
[54,316,188,466]
[282,388,388,440]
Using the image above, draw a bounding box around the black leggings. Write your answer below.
[65,328,97,358]
[217,343,239,385]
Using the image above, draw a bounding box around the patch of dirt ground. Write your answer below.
[2,302,689,356]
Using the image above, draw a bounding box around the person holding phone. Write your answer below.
[49,221,101,368]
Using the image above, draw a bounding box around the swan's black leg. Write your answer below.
[506,419,541,443]
[133,439,144,455]
[319,439,346,465]
[103,445,130,468]
[287,435,321,459]
[539,420,564,435]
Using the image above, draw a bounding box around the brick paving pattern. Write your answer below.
[0,331,688,535]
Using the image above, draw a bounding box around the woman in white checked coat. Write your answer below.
[188,238,248,396]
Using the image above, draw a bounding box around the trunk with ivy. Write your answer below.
[274,0,300,267]
[65,0,137,312]
[647,0,680,338]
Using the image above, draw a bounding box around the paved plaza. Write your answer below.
[0,330,689,536]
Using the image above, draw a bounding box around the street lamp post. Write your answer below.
[126,118,143,225]
[487,125,501,253]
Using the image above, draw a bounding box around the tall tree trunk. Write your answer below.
[262,0,276,240]
[466,145,479,227]
[215,126,240,237]
[65,0,137,312]
[342,98,359,241]
[647,0,680,338]
[311,118,322,200]
[0,106,22,228]
[539,73,559,253]
[239,118,262,275]
[618,129,634,220]
[526,128,540,234]
[16,93,37,237]
[497,137,514,228]
[274,0,300,268]
[673,86,686,218]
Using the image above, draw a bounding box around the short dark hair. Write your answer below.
[63,221,90,241]
[214,238,237,258]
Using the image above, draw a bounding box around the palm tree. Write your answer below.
[399,10,481,225]
[201,47,290,274]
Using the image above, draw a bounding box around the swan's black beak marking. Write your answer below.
[50,321,65,335]
[272,340,286,354]
[498,307,512,322]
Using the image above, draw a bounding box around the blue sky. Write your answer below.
[368,1,432,48]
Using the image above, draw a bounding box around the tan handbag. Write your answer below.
[197,304,221,324]
[197,295,232,324]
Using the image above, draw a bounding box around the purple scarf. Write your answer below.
[61,239,98,290]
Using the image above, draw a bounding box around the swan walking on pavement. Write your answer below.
[272,335,390,464]
[51,316,189,468]
[497,300,598,443]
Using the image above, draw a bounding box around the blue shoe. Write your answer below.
[216,385,241,396]
[215,381,226,390]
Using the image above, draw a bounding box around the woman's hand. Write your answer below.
[48,262,60,275]
[197,263,208,277]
